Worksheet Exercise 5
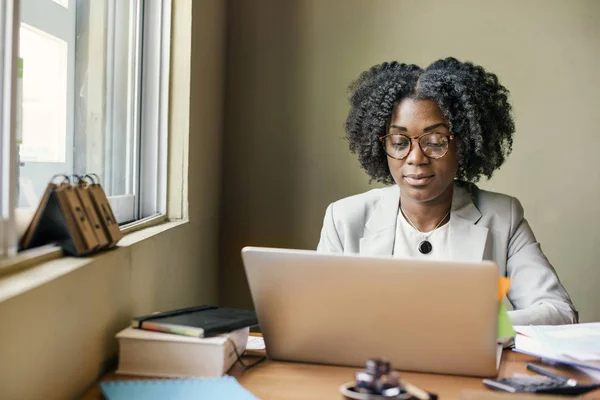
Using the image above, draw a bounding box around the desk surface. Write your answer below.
[80,350,598,400]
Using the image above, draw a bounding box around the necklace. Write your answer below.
[400,207,451,255]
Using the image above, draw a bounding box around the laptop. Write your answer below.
[241,246,502,377]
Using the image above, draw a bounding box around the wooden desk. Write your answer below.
[80,350,598,400]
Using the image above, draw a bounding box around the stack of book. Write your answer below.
[116,326,249,378]
[114,305,259,378]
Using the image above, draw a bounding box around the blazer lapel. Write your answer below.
[358,183,489,260]
[359,186,400,256]
[448,184,489,261]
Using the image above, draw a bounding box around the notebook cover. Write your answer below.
[133,305,258,337]
[100,377,259,400]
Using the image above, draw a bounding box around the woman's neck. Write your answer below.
[399,186,453,232]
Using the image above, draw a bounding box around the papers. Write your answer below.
[246,336,265,351]
[513,324,600,379]
[531,324,600,361]
[515,324,600,362]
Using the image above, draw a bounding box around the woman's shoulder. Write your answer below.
[460,182,523,216]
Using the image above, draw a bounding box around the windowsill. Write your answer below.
[0,244,63,277]
[0,213,170,277]
[0,218,188,304]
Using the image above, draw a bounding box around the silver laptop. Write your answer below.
[241,246,502,377]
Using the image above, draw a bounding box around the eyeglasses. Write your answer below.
[378,132,455,160]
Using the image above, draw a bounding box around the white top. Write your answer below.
[393,210,450,260]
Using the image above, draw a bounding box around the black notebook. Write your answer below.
[132,305,259,338]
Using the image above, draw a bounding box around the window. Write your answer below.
[0,0,170,258]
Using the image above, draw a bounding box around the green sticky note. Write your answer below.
[498,301,516,338]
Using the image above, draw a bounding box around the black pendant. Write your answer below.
[418,240,432,254]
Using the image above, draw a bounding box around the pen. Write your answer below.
[526,363,578,386]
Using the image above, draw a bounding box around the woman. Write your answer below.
[317,58,577,326]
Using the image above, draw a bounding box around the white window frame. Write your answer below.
[102,0,141,223]
[0,0,19,258]
[81,0,170,224]
[138,0,169,219]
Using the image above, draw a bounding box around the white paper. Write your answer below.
[531,323,600,361]
[514,333,600,376]
[246,336,265,351]
[513,325,539,338]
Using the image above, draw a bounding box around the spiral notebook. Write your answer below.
[100,376,259,400]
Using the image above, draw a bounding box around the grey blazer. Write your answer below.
[316,183,578,326]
